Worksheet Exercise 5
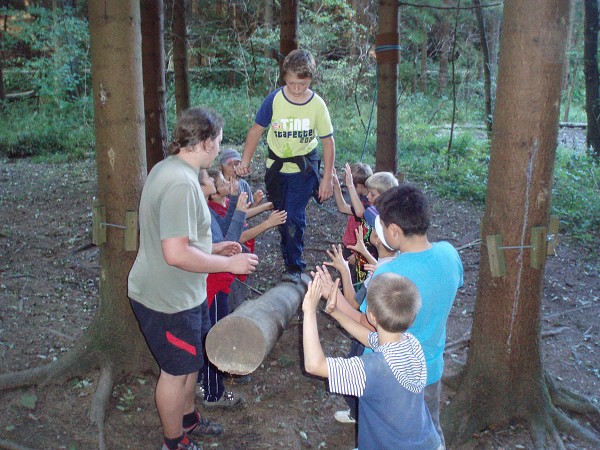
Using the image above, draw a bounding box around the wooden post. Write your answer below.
[205,276,309,374]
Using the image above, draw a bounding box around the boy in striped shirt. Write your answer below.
[302,274,441,450]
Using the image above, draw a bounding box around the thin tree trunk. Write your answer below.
[420,20,428,94]
[141,0,168,173]
[375,0,399,173]
[279,0,299,85]
[172,0,190,115]
[0,15,5,101]
[584,0,600,157]
[264,0,272,30]
[488,9,501,83]
[562,0,577,91]
[436,0,452,96]
[473,0,493,134]
[442,0,572,446]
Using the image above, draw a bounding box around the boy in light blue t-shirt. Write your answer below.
[332,185,463,449]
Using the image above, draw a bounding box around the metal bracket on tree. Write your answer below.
[92,198,138,251]
[486,215,560,277]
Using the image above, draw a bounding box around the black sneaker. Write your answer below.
[203,390,244,410]
[226,374,252,385]
[184,415,224,436]
[281,271,301,284]
[161,434,201,450]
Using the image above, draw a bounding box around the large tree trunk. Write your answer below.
[141,0,168,173]
[0,2,156,445]
[88,0,153,377]
[279,0,299,85]
[172,0,190,115]
[375,0,399,173]
[473,0,493,134]
[206,277,309,375]
[584,0,600,157]
[442,1,585,448]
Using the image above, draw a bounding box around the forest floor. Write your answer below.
[0,142,598,449]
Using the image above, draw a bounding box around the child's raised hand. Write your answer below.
[332,167,341,188]
[253,190,265,204]
[324,278,340,315]
[364,263,376,273]
[302,275,323,313]
[262,201,274,211]
[324,244,349,274]
[310,264,334,298]
[229,176,240,196]
[266,210,287,227]
[348,226,369,257]
[235,192,250,212]
[344,162,354,188]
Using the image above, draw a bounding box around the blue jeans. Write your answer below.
[271,170,318,272]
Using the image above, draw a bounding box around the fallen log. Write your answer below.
[206,275,309,375]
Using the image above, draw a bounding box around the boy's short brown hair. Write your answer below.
[366,273,421,333]
[282,49,317,80]
[349,162,373,186]
[365,171,398,194]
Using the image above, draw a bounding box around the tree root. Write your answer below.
[0,340,100,390]
[550,405,600,447]
[546,372,600,417]
[90,362,114,450]
[0,438,37,450]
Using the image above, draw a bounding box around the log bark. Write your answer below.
[206,276,309,375]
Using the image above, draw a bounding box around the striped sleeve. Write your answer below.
[327,356,366,397]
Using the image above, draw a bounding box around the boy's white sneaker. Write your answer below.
[334,410,356,424]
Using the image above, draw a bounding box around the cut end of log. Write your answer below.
[206,315,266,375]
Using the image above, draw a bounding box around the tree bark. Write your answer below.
[584,0,600,157]
[0,15,5,101]
[442,0,574,447]
[141,0,168,173]
[436,0,452,96]
[420,19,428,94]
[279,0,299,85]
[172,0,190,115]
[206,277,309,375]
[264,0,272,31]
[375,0,399,173]
[88,0,153,376]
[0,0,157,410]
[473,0,493,134]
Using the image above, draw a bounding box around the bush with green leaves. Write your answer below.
[15,6,91,104]
[0,100,94,160]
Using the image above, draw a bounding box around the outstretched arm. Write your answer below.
[345,163,366,218]
[347,227,377,266]
[245,201,274,219]
[318,136,335,202]
[323,244,358,309]
[237,123,265,176]
[332,168,352,215]
[162,237,258,275]
[240,210,287,243]
[326,287,372,347]
[302,277,329,378]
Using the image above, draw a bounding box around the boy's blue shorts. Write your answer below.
[130,300,210,376]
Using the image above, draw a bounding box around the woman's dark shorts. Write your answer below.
[130,300,210,376]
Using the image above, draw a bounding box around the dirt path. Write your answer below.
[0,158,598,449]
